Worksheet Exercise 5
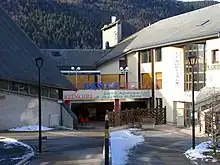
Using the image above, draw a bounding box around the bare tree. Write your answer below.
[204,88,220,155]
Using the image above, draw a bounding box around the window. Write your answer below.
[141,73,152,89]
[30,85,38,95]
[212,49,219,63]
[51,51,61,57]
[0,80,8,90]
[42,87,49,97]
[156,72,162,89]
[119,60,126,68]
[9,82,28,94]
[50,89,59,99]
[184,43,206,91]
[155,48,162,62]
[156,98,163,108]
[140,50,151,63]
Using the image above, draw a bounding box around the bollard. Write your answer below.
[104,115,110,165]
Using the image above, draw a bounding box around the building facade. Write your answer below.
[48,4,220,129]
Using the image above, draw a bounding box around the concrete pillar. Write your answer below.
[114,99,120,112]
[114,99,120,126]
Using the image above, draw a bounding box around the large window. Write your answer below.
[141,73,152,89]
[140,50,151,63]
[184,44,206,91]
[155,48,162,62]
[156,72,162,89]
[66,74,89,89]
[0,79,59,99]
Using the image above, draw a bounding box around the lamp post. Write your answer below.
[188,53,197,149]
[71,66,81,88]
[35,57,44,153]
[120,67,129,89]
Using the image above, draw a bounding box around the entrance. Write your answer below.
[72,102,114,122]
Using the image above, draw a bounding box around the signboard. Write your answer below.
[206,64,220,70]
[84,82,120,89]
[63,90,151,101]
[174,52,181,85]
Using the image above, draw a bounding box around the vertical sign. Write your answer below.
[174,52,181,86]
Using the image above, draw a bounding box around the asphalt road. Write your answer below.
[126,128,205,165]
[0,130,104,165]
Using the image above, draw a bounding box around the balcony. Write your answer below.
[76,82,141,90]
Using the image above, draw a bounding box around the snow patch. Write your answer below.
[185,141,219,163]
[0,137,34,161]
[9,125,54,132]
[110,128,144,165]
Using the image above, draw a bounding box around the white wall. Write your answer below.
[102,22,122,49]
[98,59,121,74]
[127,52,139,88]
[0,91,75,130]
[205,38,220,87]
[160,47,185,124]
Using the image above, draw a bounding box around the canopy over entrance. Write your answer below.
[196,86,220,108]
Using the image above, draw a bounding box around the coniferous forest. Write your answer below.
[0,0,218,49]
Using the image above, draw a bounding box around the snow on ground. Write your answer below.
[0,137,34,161]
[8,125,54,131]
[185,140,218,163]
[110,128,144,165]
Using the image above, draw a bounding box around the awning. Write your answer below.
[196,86,220,108]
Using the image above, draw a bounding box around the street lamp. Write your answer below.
[35,57,44,153]
[120,67,129,89]
[71,66,81,88]
[188,53,197,149]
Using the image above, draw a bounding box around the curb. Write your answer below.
[110,125,131,132]
[15,153,34,165]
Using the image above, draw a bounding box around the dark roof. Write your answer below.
[42,49,110,70]
[0,6,76,90]
[94,36,137,67]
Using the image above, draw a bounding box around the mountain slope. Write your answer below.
[0,0,218,49]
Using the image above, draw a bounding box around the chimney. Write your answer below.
[111,16,116,23]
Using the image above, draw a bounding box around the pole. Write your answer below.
[38,67,42,153]
[76,71,77,88]
[192,65,195,149]
[105,115,109,165]
[124,71,127,89]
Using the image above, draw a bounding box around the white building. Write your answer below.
[45,4,220,130]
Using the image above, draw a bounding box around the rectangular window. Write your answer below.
[30,85,38,95]
[212,49,219,63]
[119,74,125,89]
[141,73,152,89]
[50,89,59,99]
[156,72,162,89]
[101,74,120,89]
[184,43,206,91]
[155,48,162,62]
[9,82,28,94]
[156,98,163,108]
[42,87,49,97]
[0,80,9,90]
[140,50,151,63]
[119,60,126,68]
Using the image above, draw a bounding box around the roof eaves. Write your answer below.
[130,33,219,52]
[94,32,219,67]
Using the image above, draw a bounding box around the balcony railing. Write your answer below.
[75,82,142,90]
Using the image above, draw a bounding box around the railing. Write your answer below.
[75,82,142,90]
[108,107,166,127]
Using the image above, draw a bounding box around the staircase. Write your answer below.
[61,102,79,129]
